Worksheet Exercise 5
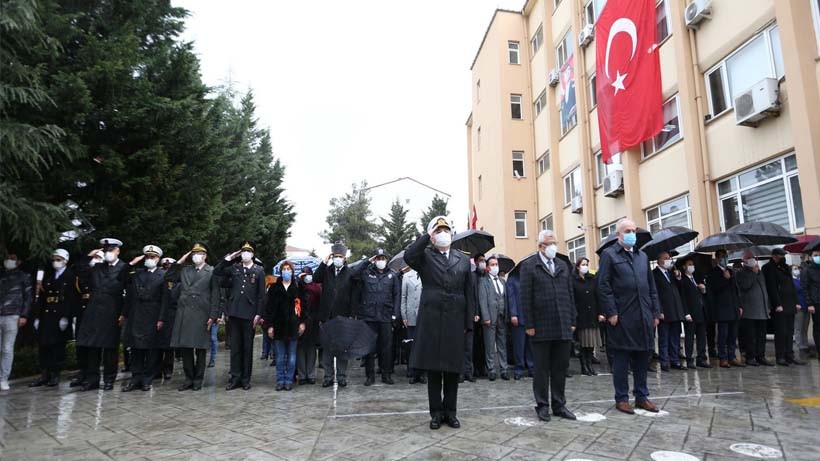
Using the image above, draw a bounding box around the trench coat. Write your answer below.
[166,264,221,349]
[405,234,475,374]
[596,244,661,352]
[122,268,166,349]
[76,260,130,348]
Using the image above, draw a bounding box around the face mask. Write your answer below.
[720,257,729,267]
[477,262,486,272]
[489,266,499,276]
[144,259,157,269]
[622,232,637,247]
[686,265,696,275]
[744,258,757,268]
[662,259,674,270]
[543,244,557,259]
[104,251,117,263]
[332,257,344,268]
[192,254,205,265]
[793,269,800,278]
[52,260,66,270]
[3,260,16,270]
[433,231,452,249]
[375,260,387,271]
[282,270,293,281]
[812,255,820,265]
[241,251,253,263]
[304,275,313,284]
[579,265,589,275]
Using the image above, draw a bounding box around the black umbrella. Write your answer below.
[727,245,774,262]
[596,227,652,256]
[388,250,408,272]
[490,254,515,274]
[804,237,820,253]
[451,230,495,256]
[319,317,377,361]
[674,252,714,276]
[727,221,797,245]
[641,226,699,261]
[694,232,753,253]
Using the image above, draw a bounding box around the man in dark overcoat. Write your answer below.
[763,248,807,366]
[653,251,686,371]
[314,242,356,388]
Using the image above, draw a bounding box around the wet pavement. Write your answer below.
[1,340,819,460]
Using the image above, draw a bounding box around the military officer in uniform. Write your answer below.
[155,257,177,381]
[120,245,166,392]
[25,249,77,387]
[69,250,102,387]
[214,241,267,391]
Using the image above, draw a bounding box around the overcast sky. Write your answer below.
[174,0,525,255]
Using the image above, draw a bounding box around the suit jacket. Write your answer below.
[313,261,355,321]
[706,266,740,322]
[400,270,422,326]
[652,267,686,322]
[679,274,707,323]
[520,254,576,342]
[478,275,507,325]
[214,260,267,320]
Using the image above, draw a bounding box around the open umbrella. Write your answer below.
[319,317,377,361]
[641,226,699,261]
[596,228,652,256]
[727,221,797,245]
[727,245,774,262]
[783,235,820,254]
[388,250,408,272]
[272,256,322,276]
[491,254,515,274]
[694,232,753,253]
[451,229,495,256]
[804,237,820,253]
[674,252,713,276]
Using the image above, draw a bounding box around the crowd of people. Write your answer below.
[1,216,819,429]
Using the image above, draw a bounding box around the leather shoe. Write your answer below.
[729,359,745,367]
[488,373,496,381]
[192,384,202,391]
[284,384,292,391]
[242,382,252,390]
[553,407,577,420]
[647,364,658,372]
[69,378,85,388]
[615,402,635,415]
[776,359,789,366]
[121,383,138,392]
[696,361,712,368]
[466,375,476,383]
[275,384,284,391]
[419,375,427,384]
[757,358,774,366]
[636,400,659,412]
[178,382,193,391]
[207,361,215,368]
[660,364,670,372]
[307,378,316,384]
[745,359,759,367]
[226,382,242,391]
[429,416,442,430]
[500,372,510,381]
[671,363,685,370]
[338,379,347,387]
[46,377,59,387]
[719,360,730,368]
[409,377,419,384]
[29,377,48,388]
[381,374,395,385]
[364,376,375,386]
[102,382,114,391]
[787,358,807,365]
[82,382,99,391]
[322,379,333,388]
[513,373,522,380]
[163,373,172,380]
[141,384,151,391]
[444,415,460,428]
[535,405,551,422]
[565,370,573,378]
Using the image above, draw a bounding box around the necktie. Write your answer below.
[663,270,670,283]
[494,277,501,295]
[547,259,554,274]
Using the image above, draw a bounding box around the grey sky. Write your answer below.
[175,0,525,255]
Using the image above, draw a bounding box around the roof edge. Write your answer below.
[469,8,523,71]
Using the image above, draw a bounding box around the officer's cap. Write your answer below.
[99,237,123,251]
[427,216,452,235]
[52,249,70,262]
[143,245,163,258]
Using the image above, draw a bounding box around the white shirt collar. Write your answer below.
[55,267,66,279]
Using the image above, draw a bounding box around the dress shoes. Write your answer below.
[615,402,635,414]
[636,400,659,412]
[553,407,577,420]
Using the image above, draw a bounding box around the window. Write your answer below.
[476,80,480,103]
[476,126,481,150]
[514,211,528,238]
[717,154,804,233]
[642,95,681,156]
[512,151,525,177]
[508,41,520,64]
[812,0,820,53]
[600,222,617,240]
[595,151,622,186]
[538,151,550,176]
[589,73,597,108]
[646,195,693,254]
[585,0,608,25]
[531,25,543,55]
[478,175,483,200]
[656,0,670,42]
[534,89,547,116]
[556,30,574,67]
[554,0,562,10]
[567,236,586,263]
[510,94,523,119]
[540,214,554,231]
[704,24,785,117]
[563,167,582,206]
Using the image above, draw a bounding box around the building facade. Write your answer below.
[466,0,820,264]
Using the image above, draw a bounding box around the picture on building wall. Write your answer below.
[560,55,577,135]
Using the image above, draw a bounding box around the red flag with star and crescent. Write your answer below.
[596,0,663,163]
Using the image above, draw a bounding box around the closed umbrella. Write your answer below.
[694,232,753,253]
[596,228,652,256]
[727,221,797,245]
[783,235,820,254]
[388,250,408,272]
[451,229,495,256]
[319,317,377,361]
[641,226,699,261]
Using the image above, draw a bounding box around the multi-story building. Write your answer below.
[466,0,820,264]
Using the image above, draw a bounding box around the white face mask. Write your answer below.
[104,251,117,263]
[744,258,757,268]
[240,251,253,263]
[433,231,452,249]
[542,244,557,259]
[662,259,674,270]
[793,269,801,278]
[304,275,313,284]
[52,260,66,270]
[332,257,345,268]
[375,260,387,271]
[192,254,205,265]
[686,265,696,275]
[489,266,499,276]
[579,265,589,275]
[144,259,157,269]
[477,262,486,271]
[3,259,16,270]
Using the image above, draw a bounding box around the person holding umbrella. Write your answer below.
[762,248,807,366]
[706,249,744,368]
[801,245,820,361]
[405,216,475,430]
[735,250,772,366]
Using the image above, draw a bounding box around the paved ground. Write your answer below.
[1,340,819,461]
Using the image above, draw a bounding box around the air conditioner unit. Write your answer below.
[579,24,594,48]
[571,195,583,214]
[548,69,560,87]
[685,0,712,29]
[603,170,624,197]
[734,77,780,127]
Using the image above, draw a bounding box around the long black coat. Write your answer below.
[264,280,303,340]
[30,269,77,347]
[679,274,707,323]
[706,266,740,322]
[313,262,354,321]
[213,261,267,320]
[405,234,475,374]
[166,264,221,349]
[653,268,686,322]
[76,260,130,348]
[573,274,601,329]
[802,262,820,308]
[157,280,180,348]
[123,268,166,349]
[596,244,660,352]
[520,255,576,341]
[763,260,798,315]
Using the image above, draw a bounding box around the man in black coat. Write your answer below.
[653,251,686,371]
[463,253,485,382]
[154,257,178,381]
[352,249,401,386]
[677,255,711,368]
[213,241,267,390]
[405,216,475,430]
[69,250,101,387]
[520,230,577,422]
[314,243,356,388]
[706,250,744,368]
[763,248,807,366]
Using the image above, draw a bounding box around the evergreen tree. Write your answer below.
[379,199,416,256]
[418,194,450,233]
[320,181,378,260]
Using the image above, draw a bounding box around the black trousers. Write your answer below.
[683,322,708,362]
[427,370,459,418]
[129,348,156,386]
[75,344,88,379]
[86,347,118,385]
[773,312,795,360]
[706,321,717,357]
[181,348,206,386]
[531,340,570,410]
[39,342,66,376]
[741,319,768,361]
[155,349,174,378]
[228,317,254,385]
[462,329,474,377]
[365,321,393,378]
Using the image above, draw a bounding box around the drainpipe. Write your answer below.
[688,27,716,235]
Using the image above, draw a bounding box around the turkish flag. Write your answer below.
[596,0,663,163]
[470,205,478,230]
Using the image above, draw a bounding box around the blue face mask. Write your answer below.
[622,232,637,248]
[720,257,729,267]
[813,255,820,265]
[282,270,292,281]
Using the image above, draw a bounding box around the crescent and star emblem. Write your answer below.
[604,18,637,95]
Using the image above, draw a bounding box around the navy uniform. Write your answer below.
[25,249,78,387]
[69,251,99,387]
[213,241,266,390]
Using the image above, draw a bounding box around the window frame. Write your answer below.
[599,222,617,240]
[531,25,543,56]
[512,151,526,178]
[588,72,597,109]
[655,0,671,43]
[646,194,694,253]
[534,89,547,117]
[641,94,682,158]
[595,151,622,186]
[508,41,521,65]
[540,214,554,232]
[812,0,820,54]
[567,235,586,263]
[537,151,550,177]
[514,210,529,239]
[563,167,582,206]
[510,94,523,120]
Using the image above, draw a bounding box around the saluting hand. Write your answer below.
[178,251,192,264]
[129,255,145,266]
[597,315,606,323]
[473,315,480,323]
[88,248,103,257]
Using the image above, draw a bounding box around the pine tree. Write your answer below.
[379,199,417,256]
[419,194,450,233]
[320,181,378,260]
